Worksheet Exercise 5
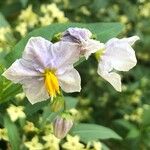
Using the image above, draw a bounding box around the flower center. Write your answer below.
[95,48,105,61]
[44,69,60,98]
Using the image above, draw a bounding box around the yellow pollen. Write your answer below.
[44,69,60,98]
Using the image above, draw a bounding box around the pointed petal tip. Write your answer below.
[77,87,81,92]
[128,35,140,46]
[1,71,5,77]
[116,87,122,92]
[1,70,10,80]
[131,35,140,43]
[133,35,140,41]
[27,97,48,105]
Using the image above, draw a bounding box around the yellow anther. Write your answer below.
[44,69,60,98]
[95,48,105,61]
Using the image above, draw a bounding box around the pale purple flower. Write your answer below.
[97,36,140,91]
[3,37,81,104]
[62,27,104,59]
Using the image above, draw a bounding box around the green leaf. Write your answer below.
[114,119,136,130]
[24,99,49,116]
[70,123,122,143]
[91,0,110,12]
[4,115,21,150]
[0,83,22,104]
[1,2,22,17]
[142,108,150,126]
[20,0,28,7]
[0,12,9,27]
[5,22,124,67]
[68,0,89,9]
[102,143,110,150]
[65,96,78,109]
[126,128,140,139]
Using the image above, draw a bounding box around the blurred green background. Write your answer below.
[0,0,150,150]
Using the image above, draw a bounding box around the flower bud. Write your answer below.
[50,96,65,112]
[53,113,73,139]
[51,32,62,43]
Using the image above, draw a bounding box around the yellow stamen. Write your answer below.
[44,69,60,98]
[95,48,105,61]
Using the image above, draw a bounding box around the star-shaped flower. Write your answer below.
[3,37,81,104]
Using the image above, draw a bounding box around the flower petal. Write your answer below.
[100,72,121,92]
[62,27,92,42]
[83,39,105,59]
[52,41,80,69]
[121,36,140,46]
[58,68,81,93]
[23,36,54,69]
[105,37,138,71]
[2,59,41,84]
[97,60,122,92]
[22,77,49,104]
[62,27,105,59]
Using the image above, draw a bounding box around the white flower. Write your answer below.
[62,27,104,59]
[3,37,81,104]
[97,36,140,92]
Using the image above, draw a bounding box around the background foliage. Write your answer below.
[0,0,150,150]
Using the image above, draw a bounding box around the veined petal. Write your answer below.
[62,27,104,59]
[97,61,121,92]
[52,41,80,69]
[23,36,54,69]
[83,39,105,59]
[100,72,121,92]
[2,59,41,84]
[22,77,49,104]
[105,37,138,71]
[58,68,81,93]
[62,27,92,42]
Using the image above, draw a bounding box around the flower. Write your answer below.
[43,134,60,150]
[3,37,81,104]
[15,92,25,101]
[39,14,53,26]
[62,135,85,150]
[40,3,68,25]
[93,141,102,150]
[62,27,104,59]
[23,121,38,133]
[0,128,8,141]
[85,141,102,150]
[0,27,12,51]
[53,114,73,139]
[18,5,38,28]
[97,36,140,91]
[0,27,11,42]
[24,136,43,150]
[7,104,26,122]
[15,22,28,37]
